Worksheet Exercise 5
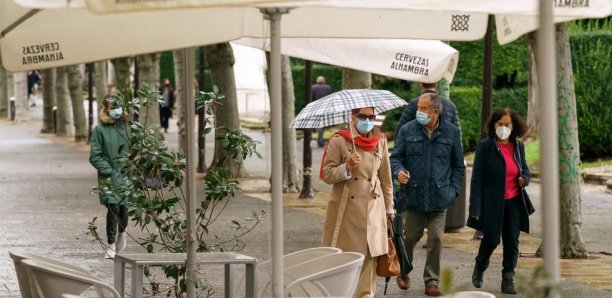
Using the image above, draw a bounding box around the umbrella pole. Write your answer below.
[348,111,356,152]
[261,7,290,297]
[183,47,197,298]
[538,0,560,295]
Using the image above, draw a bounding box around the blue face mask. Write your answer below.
[109,107,123,120]
[356,119,374,135]
[416,111,431,125]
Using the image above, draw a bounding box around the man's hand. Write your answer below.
[346,152,361,171]
[386,213,395,222]
[518,177,526,187]
[471,215,480,221]
[397,170,410,184]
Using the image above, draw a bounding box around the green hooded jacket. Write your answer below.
[89,109,130,205]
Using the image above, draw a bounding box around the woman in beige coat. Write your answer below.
[320,107,395,298]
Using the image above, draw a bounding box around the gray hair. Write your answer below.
[316,76,326,84]
[420,92,443,113]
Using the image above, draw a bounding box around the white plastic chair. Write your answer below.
[9,249,99,298]
[284,251,364,297]
[444,291,496,298]
[256,247,342,297]
[280,247,342,270]
[21,259,121,298]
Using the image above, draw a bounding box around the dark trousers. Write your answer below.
[475,196,521,274]
[106,204,128,244]
[160,107,172,130]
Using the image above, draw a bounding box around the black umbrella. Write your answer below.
[383,213,413,295]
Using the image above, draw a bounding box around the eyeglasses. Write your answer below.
[355,113,376,121]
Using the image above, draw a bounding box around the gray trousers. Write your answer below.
[106,204,128,244]
[402,209,447,285]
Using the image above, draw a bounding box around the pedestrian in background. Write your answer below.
[310,75,332,147]
[89,94,130,259]
[27,70,41,107]
[320,107,394,298]
[467,108,531,295]
[159,79,175,133]
[390,93,465,296]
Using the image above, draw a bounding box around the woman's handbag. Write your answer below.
[376,218,401,277]
[143,170,167,190]
[517,142,535,216]
[521,188,536,215]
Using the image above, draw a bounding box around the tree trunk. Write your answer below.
[94,61,107,117]
[204,42,248,177]
[556,23,588,259]
[281,55,299,193]
[299,60,315,199]
[55,67,71,136]
[0,65,8,119]
[525,32,540,141]
[173,49,188,153]
[13,72,29,123]
[67,65,87,142]
[112,57,131,94]
[342,68,371,89]
[41,68,56,133]
[136,53,163,140]
[7,71,14,120]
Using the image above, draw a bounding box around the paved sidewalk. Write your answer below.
[1,102,611,297]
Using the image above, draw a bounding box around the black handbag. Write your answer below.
[517,142,535,215]
[143,170,167,190]
[521,188,535,215]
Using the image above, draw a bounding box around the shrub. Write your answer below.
[88,83,264,297]
[571,32,612,158]
[291,61,343,112]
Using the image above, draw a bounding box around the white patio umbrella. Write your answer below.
[2,1,611,297]
[234,37,459,83]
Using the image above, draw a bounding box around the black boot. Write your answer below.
[472,257,488,288]
[501,271,517,294]
[472,266,484,288]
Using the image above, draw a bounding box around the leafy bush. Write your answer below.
[571,32,612,158]
[449,30,529,88]
[291,61,343,112]
[159,50,214,92]
[88,83,264,297]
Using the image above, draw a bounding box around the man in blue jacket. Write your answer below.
[390,92,465,296]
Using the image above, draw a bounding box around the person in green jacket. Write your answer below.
[90,95,130,259]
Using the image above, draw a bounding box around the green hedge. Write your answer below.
[291,61,343,112]
[159,50,214,92]
[571,32,612,158]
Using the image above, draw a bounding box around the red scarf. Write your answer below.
[319,129,380,179]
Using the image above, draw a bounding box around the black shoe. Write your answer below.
[472,266,484,288]
[501,279,517,294]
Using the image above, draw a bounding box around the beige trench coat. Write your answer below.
[321,126,394,257]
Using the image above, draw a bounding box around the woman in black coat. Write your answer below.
[467,108,531,295]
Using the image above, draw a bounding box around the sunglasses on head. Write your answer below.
[355,113,376,121]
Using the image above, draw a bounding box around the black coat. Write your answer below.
[467,138,531,233]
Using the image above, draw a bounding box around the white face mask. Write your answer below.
[496,126,512,140]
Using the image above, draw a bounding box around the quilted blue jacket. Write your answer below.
[390,118,465,212]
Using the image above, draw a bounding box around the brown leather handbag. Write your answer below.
[376,218,401,277]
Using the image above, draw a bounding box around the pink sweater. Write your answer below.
[499,142,520,199]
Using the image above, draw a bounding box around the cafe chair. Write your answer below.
[284,251,364,297]
[256,247,342,297]
[21,259,121,298]
[9,249,99,298]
